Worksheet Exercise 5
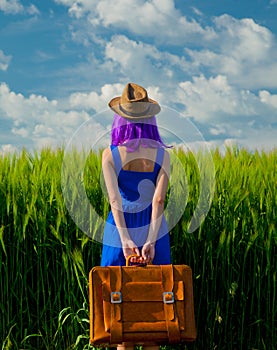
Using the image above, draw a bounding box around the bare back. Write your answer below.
[117,146,158,172]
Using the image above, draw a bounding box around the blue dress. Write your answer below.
[100,145,171,266]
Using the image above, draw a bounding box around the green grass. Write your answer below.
[0,146,276,349]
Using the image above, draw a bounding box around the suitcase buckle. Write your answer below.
[110,292,122,303]
[163,292,175,304]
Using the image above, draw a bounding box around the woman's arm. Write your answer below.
[141,150,170,262]
[102,148,140,258]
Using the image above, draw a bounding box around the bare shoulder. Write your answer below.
[102,147,112,164]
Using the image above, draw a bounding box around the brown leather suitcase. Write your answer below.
[89,263,197,347]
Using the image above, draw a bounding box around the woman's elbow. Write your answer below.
[152,196,165,207]
[110,198,122,210]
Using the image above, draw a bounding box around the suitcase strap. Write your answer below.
[110,267,123,344]
[161,265,181,343]
[109,265,181,345]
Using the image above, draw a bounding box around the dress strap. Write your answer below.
[154,147,164,173]
[110,145,122,175]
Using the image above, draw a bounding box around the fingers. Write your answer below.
[123,242,140,261]
[141,247,151,261]
[141,249,151,263]
[123,240,155,263]
[141,243,155,263]
[132,247,140,256]
[129,255,145,265]
[141,249,148,261]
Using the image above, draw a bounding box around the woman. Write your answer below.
[101,83,171,350]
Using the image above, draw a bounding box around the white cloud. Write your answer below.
[1,2,277,152]
[209,125,227,136]
[0,0,24,14]
[177,75,277,124]
[187,15,277,89]
[54,3,277,92]
[69,80,164,116]
[33,124,55,136]
[0,143,18,155]
[259,90,277,109]
[0,79,276,152]
[69,83,124,112]
[12,126,29,138]
[27,4,39,15]
[0,83,106,150]
[236,126,277,151]
[178,75,249,121]
[96,0,204,40]
[55,0,216,44]
[191,6,203,17]
[214,15,273,61]
[0,83,58,121]
[53,2,277,91]
[0,50,12,71]
[104,35,163,77]
[0,0,39,15]
[103,34,191,90]
[174,74,277,151]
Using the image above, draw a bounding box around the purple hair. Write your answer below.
[111,114,170,152]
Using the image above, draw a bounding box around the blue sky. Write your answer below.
[0,0,277,153]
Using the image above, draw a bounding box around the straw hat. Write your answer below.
[108,82,161,119]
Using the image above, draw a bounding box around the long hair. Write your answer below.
[111,114,170,152]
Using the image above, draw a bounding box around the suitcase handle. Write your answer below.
[126,254,149,267]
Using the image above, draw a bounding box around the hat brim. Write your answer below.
[108,97,161,119]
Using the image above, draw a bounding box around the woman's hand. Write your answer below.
[141,241,155,263]
[122,239,140,260]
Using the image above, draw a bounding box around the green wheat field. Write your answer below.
[0,147,276,349]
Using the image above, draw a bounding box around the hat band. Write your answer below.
[119,104,151,117]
